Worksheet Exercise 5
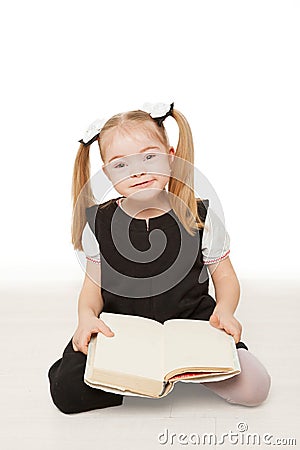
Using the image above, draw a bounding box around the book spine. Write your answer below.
[159,381,170,397]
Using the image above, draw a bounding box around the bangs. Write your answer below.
[100,119,169,154]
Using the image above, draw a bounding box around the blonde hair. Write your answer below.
[71,108,206,251]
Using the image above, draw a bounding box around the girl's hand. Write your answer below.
[209,307,242,343]
[72,316,115,355]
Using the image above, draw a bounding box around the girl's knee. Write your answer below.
[48,358,79,414]
[48,357,123,414]
[228,350,272,407]
[228,372,271,406]
[203,349,272,407]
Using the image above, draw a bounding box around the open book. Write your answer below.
[84,312,241,399]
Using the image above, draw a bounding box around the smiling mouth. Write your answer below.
[133,180,155,187]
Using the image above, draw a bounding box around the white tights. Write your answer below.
[201,348,271,407]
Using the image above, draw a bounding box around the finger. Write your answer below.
[224,324,240,343]
[97,321,115,337]
[73,333,88,354]
[231,321,242,343]
[233,328,241,343]
[82,343,88,355]
[72,340,80,352]
[76,338,88,355]
[83,332,97,354]
[209,314,220,328]
[231,331,239,343]
[72,341,78,351]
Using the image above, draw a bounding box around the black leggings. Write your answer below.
[48,337,124,414]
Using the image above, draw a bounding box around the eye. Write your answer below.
[113,161,126,169]
[145,153,157,161]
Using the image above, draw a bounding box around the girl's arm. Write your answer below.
[207,257,242,343]
[207,256,240,315]
[77,260,103,320]
[72,260,114,354]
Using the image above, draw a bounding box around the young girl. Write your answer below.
[48,102,271,414]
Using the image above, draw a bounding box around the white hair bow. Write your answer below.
[79,102,174,146]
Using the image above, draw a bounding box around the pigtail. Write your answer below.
[168,109,206,236]
[71,142,97,251]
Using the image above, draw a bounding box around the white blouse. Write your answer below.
[82,199,230,266]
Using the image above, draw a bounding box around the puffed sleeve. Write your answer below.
[201,206,230,265]
[81,222,101,264]
[82,206,101,264]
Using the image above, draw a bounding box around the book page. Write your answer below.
[84,379,156,397]
[94,312,164,381]
[164,319,236,377]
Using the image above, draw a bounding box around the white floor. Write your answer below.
[0,277,299,450]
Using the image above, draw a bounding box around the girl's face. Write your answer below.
[101,127,175,201]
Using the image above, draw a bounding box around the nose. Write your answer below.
[131,170,146,179]
[129,159,147,177]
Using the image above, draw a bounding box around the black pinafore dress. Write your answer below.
[86,197,248,350]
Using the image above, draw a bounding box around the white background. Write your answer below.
[0,0,299,283]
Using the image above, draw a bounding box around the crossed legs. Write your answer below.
[48,341,271,414]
